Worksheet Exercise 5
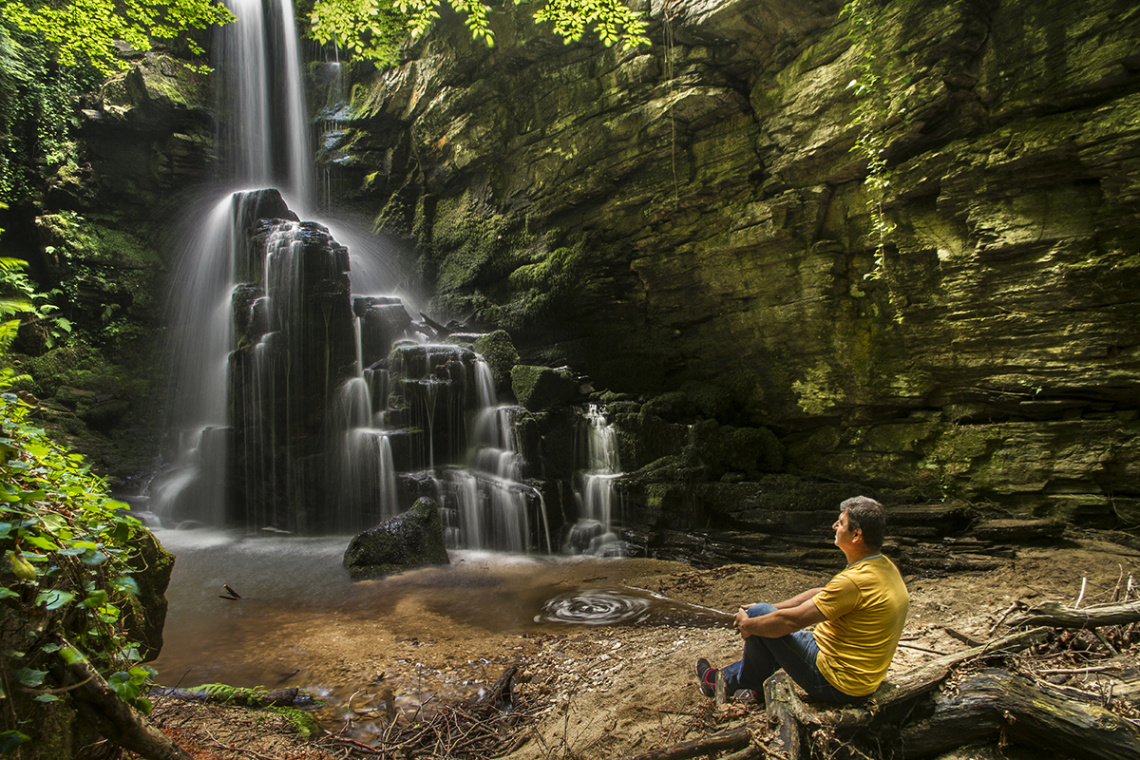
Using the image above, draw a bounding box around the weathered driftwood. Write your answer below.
[898,669,1140,760]
[618,726,752,760]
[1005,599,1140,629]
[759,628,1053,758]
[52,640,192,760]
[479,665,517,709]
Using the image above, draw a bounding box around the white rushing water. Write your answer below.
[148,0,550,553]
[566,404,624,554]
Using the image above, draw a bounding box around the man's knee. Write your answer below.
[747,602,778,617]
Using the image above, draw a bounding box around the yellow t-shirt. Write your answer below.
[812,555,909,696]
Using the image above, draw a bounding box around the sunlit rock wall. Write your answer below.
[321,0,1140,524]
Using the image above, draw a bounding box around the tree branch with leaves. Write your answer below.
[0,0,235,73]
[308,0,649,64]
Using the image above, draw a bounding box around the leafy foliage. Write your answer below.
[532,0,647,48]
[841,0,909,276]
[310,0,408,64]
[0,257,72,353]
[0,384,154,746]
[308,0,649,62]
[0,22,100,207]
[0,0,235,73]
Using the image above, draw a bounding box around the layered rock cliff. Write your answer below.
[320,0,1140,529]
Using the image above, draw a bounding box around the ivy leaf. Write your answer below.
[114,576,140,596]
[0,731,30,753]
[23,534,59,552]
[14,667,47,688]
[82,589,109,608]
[35,589,75,610]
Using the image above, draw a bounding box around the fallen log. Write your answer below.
[868,626,1050,712]
[898,669,1140,760]
[150,685,312,707]
[618,726,752,760]
[1005,599,1140,629]
[759,628,1052,758]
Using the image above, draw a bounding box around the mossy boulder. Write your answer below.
[473,329,519,390]
[343,498,450,580]
[612,410,685,470]
[122,530,175,661]
[511,365,578,411]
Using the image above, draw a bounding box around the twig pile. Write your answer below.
[318,666,542,760]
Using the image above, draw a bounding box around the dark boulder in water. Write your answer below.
[343,497,450,580]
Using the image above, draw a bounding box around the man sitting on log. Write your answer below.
[696,496,909,703]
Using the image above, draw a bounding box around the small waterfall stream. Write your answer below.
[566,405,625,554]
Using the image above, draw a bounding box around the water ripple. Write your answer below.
[537,589,651,626]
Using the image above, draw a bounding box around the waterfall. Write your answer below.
[566,404,624,555]
[215,0,312,209]
[148,0,549,551]
[442,360,550,552]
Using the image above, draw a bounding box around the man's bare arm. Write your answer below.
[740,587,825,610]
[773,587,825,609]
[734,597,828,639]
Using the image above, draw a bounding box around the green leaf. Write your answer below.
[0,731,30,753]
[21,442,50,458]
[35,589,75,610]
[114,575,140,596]
[82,589,109,607]
[22,534,58,552]
[14,667,47,688]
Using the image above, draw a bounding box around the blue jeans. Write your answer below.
[721,603,865,703]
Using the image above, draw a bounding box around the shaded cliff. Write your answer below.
[1,49,215,489]
[320,0,1140,528]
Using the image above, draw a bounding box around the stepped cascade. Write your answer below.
[146,0,574,550]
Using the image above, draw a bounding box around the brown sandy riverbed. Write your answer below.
[133,530,1140,759]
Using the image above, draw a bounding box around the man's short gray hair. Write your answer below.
[840,496,886,551]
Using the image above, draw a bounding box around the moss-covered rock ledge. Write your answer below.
[321,0,1140,526]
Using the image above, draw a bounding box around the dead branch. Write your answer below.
[1005,600,1140,629]
[51,639,193,760]
[897,669,1140,760]
[618,726,752,760]
[479,665,516,709]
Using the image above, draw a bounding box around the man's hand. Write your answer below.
[734,605,752,637]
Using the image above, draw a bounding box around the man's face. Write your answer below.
[833,510,860,550]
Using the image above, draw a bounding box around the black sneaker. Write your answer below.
[695,658,718,698]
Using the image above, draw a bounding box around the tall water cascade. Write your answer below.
[148,0,552,549]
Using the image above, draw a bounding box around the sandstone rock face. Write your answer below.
[321,0,1140,524]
